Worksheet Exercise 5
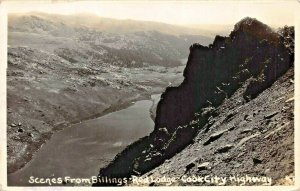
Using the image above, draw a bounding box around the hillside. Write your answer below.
[93,18,294,186]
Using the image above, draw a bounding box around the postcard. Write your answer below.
[0,0,299,190]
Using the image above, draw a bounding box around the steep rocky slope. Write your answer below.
[134,67,294,186]
[93,17,294,186]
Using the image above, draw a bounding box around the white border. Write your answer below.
[0,1,299,191]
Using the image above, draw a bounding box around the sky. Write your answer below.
[1,0,298,27]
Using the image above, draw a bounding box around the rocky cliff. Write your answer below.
[93,17,294,186]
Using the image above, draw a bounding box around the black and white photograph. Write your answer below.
[0,0,299,189]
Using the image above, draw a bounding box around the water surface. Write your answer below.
[8,99,154,186]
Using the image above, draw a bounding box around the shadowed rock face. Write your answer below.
[93,18,294,186]
[154,17,293,134]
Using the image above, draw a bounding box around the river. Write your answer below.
[8,96,161,186]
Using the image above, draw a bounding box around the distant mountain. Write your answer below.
[9,12,221,36]
[8,12,214,67]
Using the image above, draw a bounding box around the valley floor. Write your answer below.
[7,47,185,174]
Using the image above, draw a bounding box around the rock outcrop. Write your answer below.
[93,17,294,186]
[155,17,293,133]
